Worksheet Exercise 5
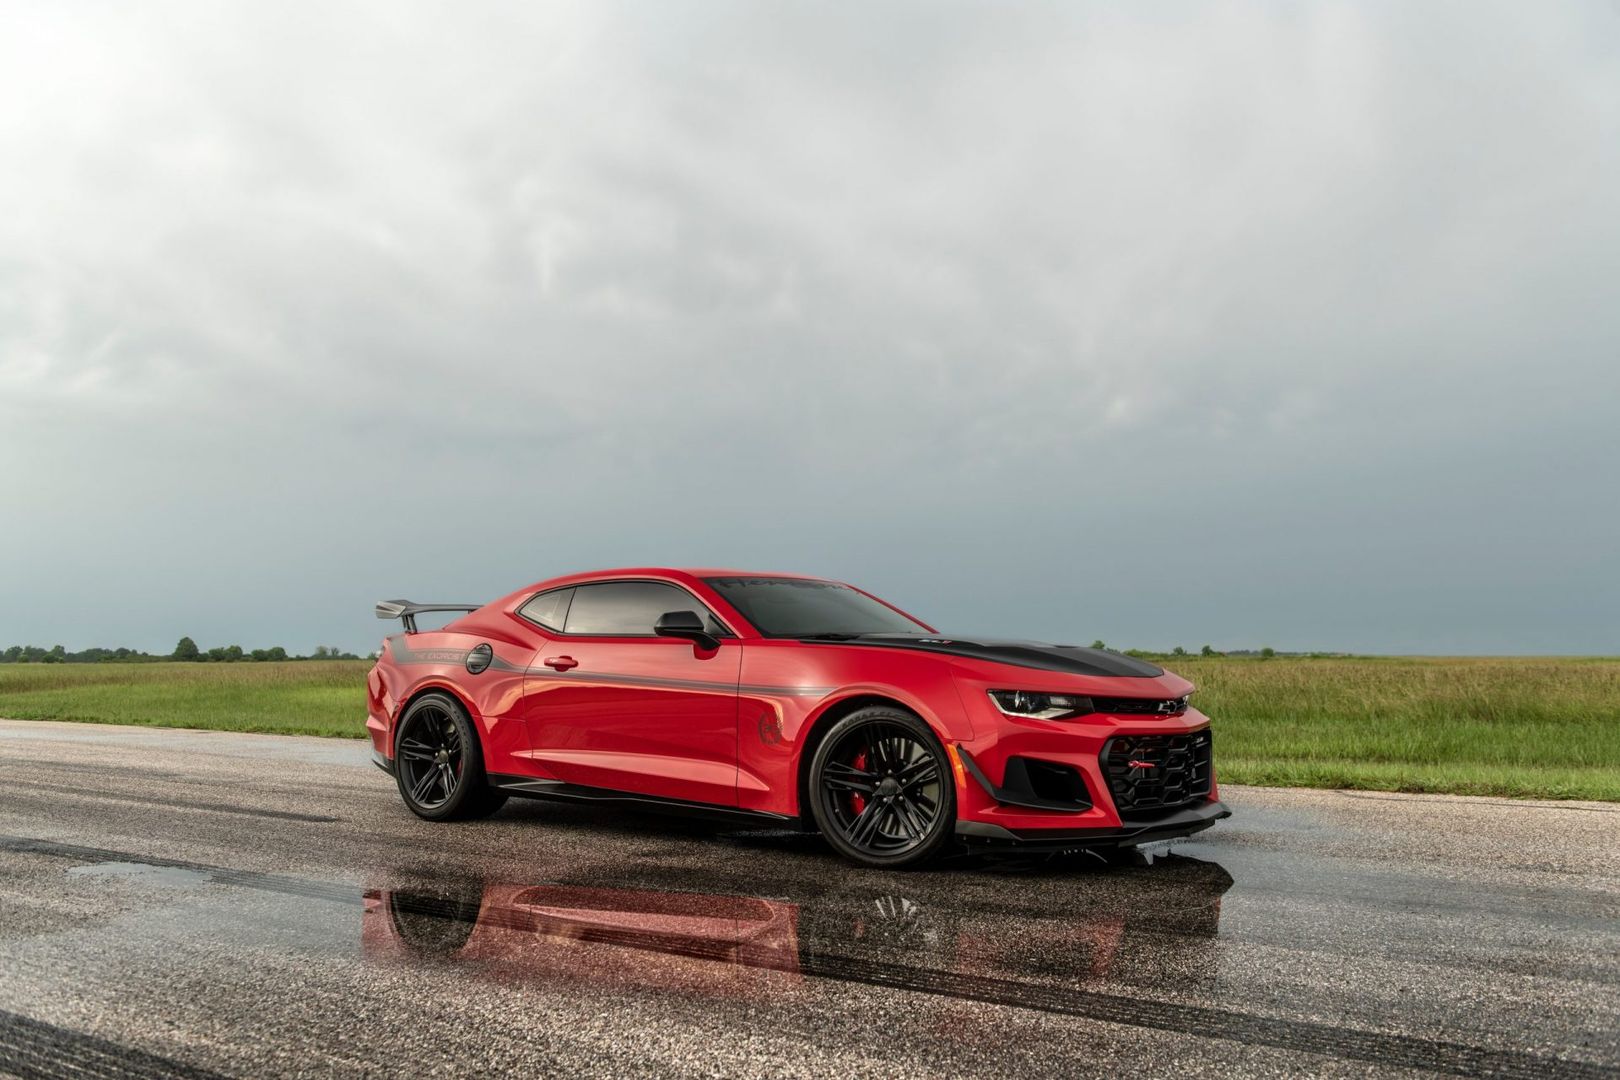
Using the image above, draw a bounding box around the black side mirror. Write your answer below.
[654,610,719,651]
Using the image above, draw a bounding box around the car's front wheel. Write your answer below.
[808,706,956,868]
[394,692,508,821]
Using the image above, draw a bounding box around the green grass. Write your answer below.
[0,661,369,738]
[0,656,1616,800]
[1173,656,1620,801]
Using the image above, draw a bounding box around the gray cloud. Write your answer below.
[2,1,1617,654]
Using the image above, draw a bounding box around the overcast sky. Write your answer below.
[2,1,1617,656]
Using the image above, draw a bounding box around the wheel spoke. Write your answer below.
[895,796,928,839]
[894,738,917,770]
[410,767,439,803]
[846,800,885,846]
[899,760,939,788]
[867,734,892,774]
[399,739,436,761]
[883,735,906,773]
[823,761,878,794]
[861,738,882,775]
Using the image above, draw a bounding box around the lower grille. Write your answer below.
[1100,730,1212,819]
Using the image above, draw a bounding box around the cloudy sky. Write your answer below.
[2,1,1617,656]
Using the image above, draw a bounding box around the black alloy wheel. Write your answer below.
[810,707,955,868]
[393,692,507,821]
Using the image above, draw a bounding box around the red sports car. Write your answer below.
[366,568,1228,867]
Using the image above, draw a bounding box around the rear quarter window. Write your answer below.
[518,588,573,631]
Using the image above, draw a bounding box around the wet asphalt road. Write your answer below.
[0,720,1616,1079]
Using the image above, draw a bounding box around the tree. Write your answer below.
[1171,646,1187,657]
[173,637,200,662]
[1259,646,1276,659]
[1200,644,1217,657]
[266,646,287,662]
[223,645,244,662]
[1090,639,1107,650]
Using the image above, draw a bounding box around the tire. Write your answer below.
[808,705,956,868]
[393,692,508,821]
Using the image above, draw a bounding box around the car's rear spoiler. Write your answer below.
[375,600,481,634]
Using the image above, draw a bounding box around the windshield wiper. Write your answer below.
[799,632,867,641]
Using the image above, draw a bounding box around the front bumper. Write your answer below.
[956,799,1231,850]
[945,669,1225,841]
[951,704,1219,827]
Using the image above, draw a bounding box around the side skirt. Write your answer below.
[487,773,804,830]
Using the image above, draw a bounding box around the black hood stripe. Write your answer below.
[798,636,1164,678]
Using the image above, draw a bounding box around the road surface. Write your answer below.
[0,719,1616,1078]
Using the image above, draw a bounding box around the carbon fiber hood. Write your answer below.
[803,634,1165,678]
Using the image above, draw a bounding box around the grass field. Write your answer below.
[0,657,1616,800]
[0,661,367,739]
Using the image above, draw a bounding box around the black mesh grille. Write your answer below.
[1091,696,1189,717]
[1100,730,1212,819]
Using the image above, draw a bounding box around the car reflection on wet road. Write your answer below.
[363,854,1229,1005]
[0,720,1616,1079]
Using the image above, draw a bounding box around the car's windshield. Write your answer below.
[705,577,929,638]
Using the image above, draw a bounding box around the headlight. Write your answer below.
[987,690,1094,720]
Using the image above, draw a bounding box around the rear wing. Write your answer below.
[375,600,481,634]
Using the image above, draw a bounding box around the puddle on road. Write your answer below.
[359,852,1234,1001]
[29,833,1600,1078]
[39,832,1233,1003]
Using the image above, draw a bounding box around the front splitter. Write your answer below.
[956,800,1230,850]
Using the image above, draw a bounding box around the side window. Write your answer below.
[518,588,573,631]
[563,582,725,637]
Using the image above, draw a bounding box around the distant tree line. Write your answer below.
[1090,642,1337,660]
[2,639,366,664]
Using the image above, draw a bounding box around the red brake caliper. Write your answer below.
[850,749,868,815]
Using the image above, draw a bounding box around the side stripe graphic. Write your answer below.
[385,636,830,696]
[387,636,524,672]
[525,668,832,698]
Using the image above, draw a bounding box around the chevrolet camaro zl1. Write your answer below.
[367,568,1229,867]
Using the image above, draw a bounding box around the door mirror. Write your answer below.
[654,610,719,651]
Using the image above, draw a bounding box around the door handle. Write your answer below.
[543,655,578,671]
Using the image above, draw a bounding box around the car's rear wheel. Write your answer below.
[809,706,955,868]
[394,692,508,821]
